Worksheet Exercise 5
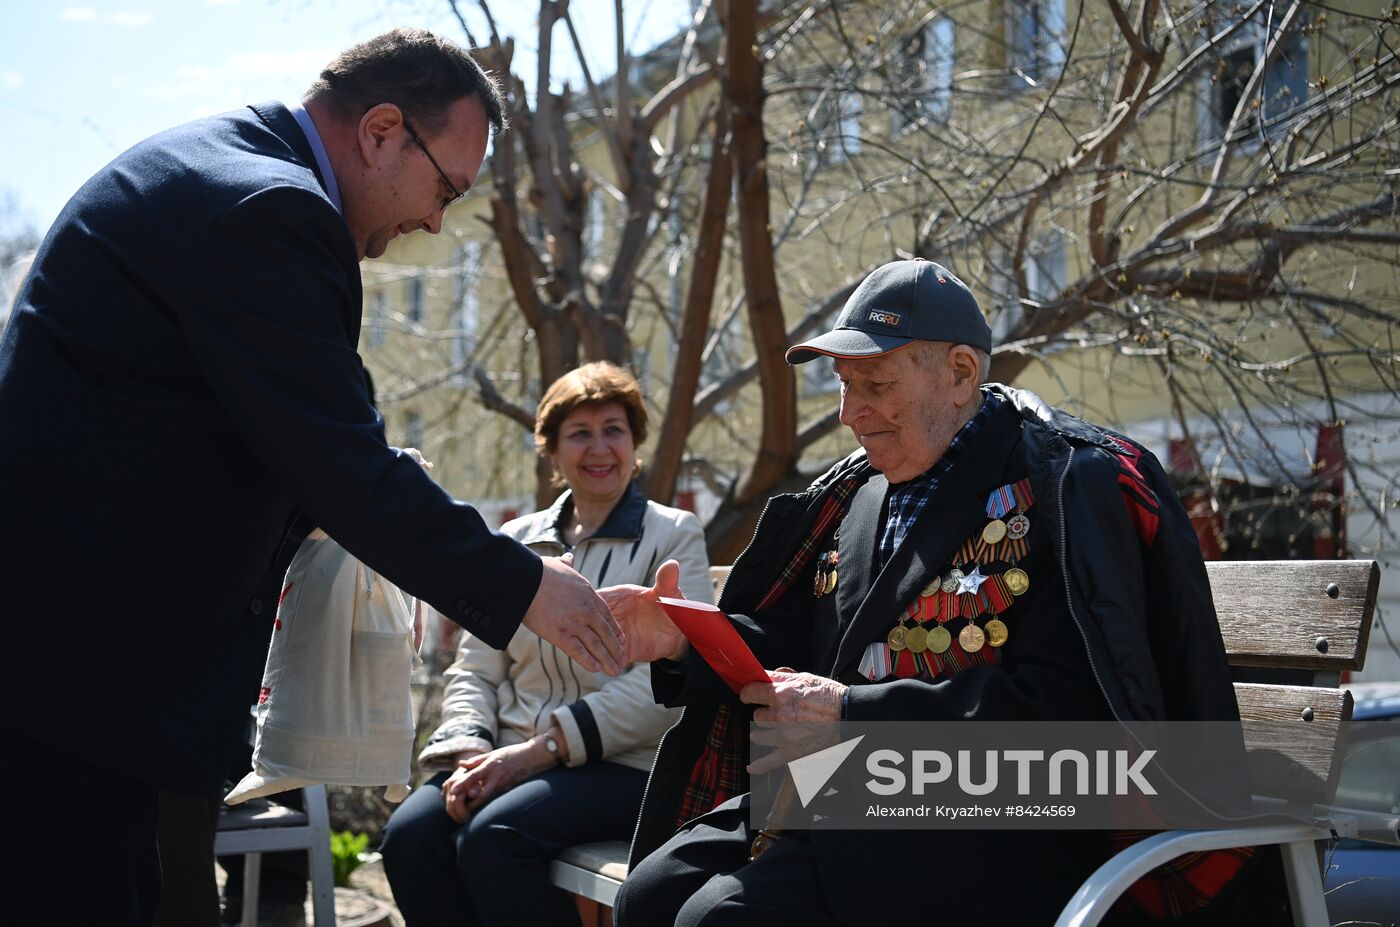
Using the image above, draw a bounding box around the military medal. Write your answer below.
[956,565,989,596]
[814,550,839,597]
[941,569,964,594]
[886,475,1039,681]
[981,519,1007,545]
[982,480,1035,560]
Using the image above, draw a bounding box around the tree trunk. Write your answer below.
[647,106,733,505]
[724,0,797,511]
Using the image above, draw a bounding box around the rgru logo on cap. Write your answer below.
[867,310,902,327]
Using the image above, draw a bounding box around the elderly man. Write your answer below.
[605,259,1247,925]
[0,29,622,925]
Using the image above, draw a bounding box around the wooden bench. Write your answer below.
[549,559,1397,926]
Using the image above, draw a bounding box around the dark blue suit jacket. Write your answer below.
[0,102,541,794]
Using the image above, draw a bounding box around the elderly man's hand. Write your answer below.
[522,555,625,675]
[742,668,847,775]
[741,669,846,725]
[598,559,689,664]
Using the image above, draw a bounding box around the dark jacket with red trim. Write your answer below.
[630,386,1243,889]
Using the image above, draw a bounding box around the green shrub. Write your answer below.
[330,830,371,887]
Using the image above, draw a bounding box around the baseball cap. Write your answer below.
[785,259,992,364]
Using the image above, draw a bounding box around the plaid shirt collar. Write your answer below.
[878,389,1001,565]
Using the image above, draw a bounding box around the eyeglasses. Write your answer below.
[403,119,466,212]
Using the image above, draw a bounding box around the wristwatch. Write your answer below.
[540,731,565,766]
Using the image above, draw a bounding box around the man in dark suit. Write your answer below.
[603,260,1246,925]
[0,29,622,925]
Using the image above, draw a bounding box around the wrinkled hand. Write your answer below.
[598,559,687,664]
[741,668,848,775]
[440,742,551,823]
[522,555,625,675]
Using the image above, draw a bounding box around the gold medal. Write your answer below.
[959,623,986,653]
[981,519,1008,545]
[941,569,964,594]
[985,618,1009,647]
[887,624,908,652]
[825,570,838,595]
[1006,514,1030,540]
[927,625,952,653]
[813,551,831,597]
[1004,567,1030,596]
[905,625,929,653]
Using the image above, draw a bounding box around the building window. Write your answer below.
[1207,15,1308,144]
[802,304,843,396]
[585,189,605,261]
[894,17,955,132]
[406,276,423,325]
[990,234,1066,343]
[452,242,481,378]
[1007,0,1066,89]
[813,90,862,164]
[367,289,386,348]
[1026,234,1067,307]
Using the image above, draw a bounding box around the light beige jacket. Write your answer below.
[418,483,713,772]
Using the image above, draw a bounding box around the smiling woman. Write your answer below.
[536,362,650,543]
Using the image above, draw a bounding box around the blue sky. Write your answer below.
[0,0,689,234]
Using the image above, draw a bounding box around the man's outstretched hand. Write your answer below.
[522,555,625,675]
[599,559,689,664]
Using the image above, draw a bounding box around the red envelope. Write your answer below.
[659,596,770,693]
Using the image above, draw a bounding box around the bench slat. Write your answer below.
[554,841,631,882]
[1209,560,1378,671]
[550,842,629,907]
[1235,682,1353,800]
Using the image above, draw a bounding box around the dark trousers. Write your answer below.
[615,796,839,927]
[5,731,162,926]
[155,790,223,927]
[381,763,647,927]
[617,794,1114,927]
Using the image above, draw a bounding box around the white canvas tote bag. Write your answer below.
[226,534,420,804]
